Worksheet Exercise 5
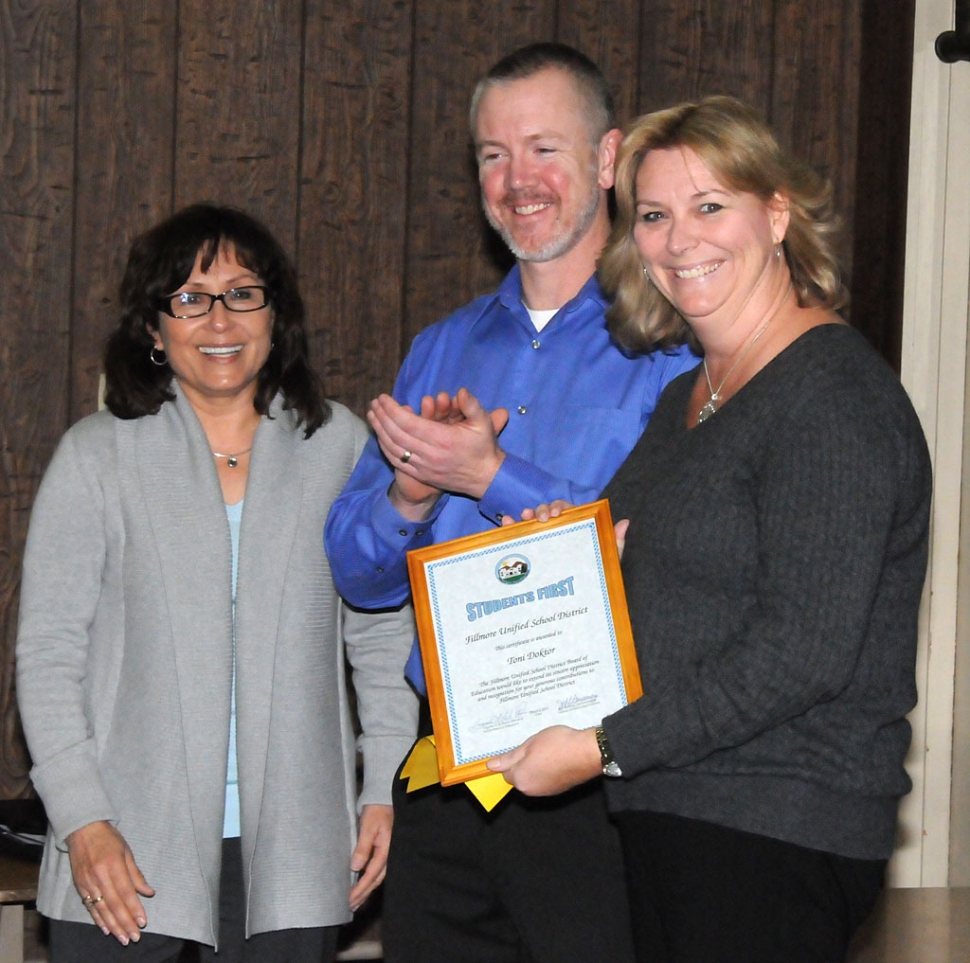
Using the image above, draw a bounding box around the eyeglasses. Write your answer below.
[156,285,271,319]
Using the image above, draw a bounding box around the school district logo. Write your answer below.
[495,554,530,585]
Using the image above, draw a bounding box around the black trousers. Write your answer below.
[382,746,636,963]
[615,810,886,963]
[48,837,340,963]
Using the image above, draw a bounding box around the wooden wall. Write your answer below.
[0,0,914,797]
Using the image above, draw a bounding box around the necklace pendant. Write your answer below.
[697,398,718,423]
[227,455,238,468]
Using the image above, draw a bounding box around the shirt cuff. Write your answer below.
[370,486,447,548]
[478,454,555,525]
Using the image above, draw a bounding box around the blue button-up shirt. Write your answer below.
[324,267,698,690]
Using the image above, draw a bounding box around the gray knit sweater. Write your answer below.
[601,324,931,860]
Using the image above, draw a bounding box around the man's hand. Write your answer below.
[67,820,154,945]
[486,725,602,796]
[349,804,393,912]
[369,389,509,514]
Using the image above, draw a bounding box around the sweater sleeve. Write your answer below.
[604,373,930,777]
[342,601,420,808]
[16,425,119,845]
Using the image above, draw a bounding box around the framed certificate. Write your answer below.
[407,499,641,785]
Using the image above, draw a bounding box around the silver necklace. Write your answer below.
[697,282,793,424]
[211,447,252,468]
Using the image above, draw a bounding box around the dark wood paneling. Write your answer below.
[174,0,304,247]
[298,0,414,413]
[771,0,863,300]
[402,0,556,352]
[0,0,916,799]
[637,1,776,113]
[849,0,916,368]
[0,0,78,797]
[70,2,178,421]
[557,0,643,128]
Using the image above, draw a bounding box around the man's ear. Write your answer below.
[597,128,623,190]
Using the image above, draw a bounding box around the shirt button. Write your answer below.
[517,406,527,415]
[376,567,384,574]
[398,529,408,536]
[532,340,541,349]
[416,529,425,536]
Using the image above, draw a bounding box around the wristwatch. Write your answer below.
[595,726,622,777]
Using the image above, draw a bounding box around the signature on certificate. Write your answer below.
[557,692,599,713]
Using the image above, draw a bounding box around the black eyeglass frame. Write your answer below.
[155,285,272,319]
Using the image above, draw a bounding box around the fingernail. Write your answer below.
[118,934,129,946]
[137,916,147,927]
[130,932,141,942]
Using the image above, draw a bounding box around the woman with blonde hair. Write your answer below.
[488,97,932,963]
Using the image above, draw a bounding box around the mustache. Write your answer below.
[500,191,554,207]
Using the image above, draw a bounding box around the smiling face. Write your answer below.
[474,67,611,264]
[151,245,273,409]
[633,146,789,328]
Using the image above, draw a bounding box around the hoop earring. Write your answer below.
[150,346,167,366]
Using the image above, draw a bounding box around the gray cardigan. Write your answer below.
[16,387,418,945]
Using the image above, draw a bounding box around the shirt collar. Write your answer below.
[495,264,608,320]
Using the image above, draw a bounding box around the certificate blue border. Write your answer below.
[424,517,625,765]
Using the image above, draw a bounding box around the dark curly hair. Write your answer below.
[103,204,329,437]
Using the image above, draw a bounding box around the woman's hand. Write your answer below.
[500,500,574,526]
[486,725,602,795]
[349,804,393,912]
[615,518,630,560]
[67,820,154,945]
[500,503,630,560]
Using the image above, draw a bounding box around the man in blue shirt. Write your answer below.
[325,43,697,963]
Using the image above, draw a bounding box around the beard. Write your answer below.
[483,170,602,263]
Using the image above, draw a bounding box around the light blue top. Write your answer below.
[224,499,243,837]
[324,267,698,692]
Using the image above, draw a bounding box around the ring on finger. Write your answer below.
[400,450,412,464]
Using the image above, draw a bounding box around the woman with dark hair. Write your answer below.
[487,98,931,962]
[17,204,417,962]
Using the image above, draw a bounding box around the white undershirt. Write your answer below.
[526,306,559,332]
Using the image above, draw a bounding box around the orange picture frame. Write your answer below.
[407,500,642,785]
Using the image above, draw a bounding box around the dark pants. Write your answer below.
[49,837,340,963]
[382,746,636,963]
[615,810,886,963]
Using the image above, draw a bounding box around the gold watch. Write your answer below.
[595,726,622,777]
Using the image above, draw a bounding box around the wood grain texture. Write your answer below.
[0,0,914,800]
[298,0,414,413]
[556,0,642,128]
[0,0,78,798]
[771,0,862,308]
[636,0,775,113]
[402,0,555,351]
[848,0,915,368]
[70,1,178,421]
[174,0,303,249]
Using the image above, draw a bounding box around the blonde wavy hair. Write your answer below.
[600,96,846,352]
